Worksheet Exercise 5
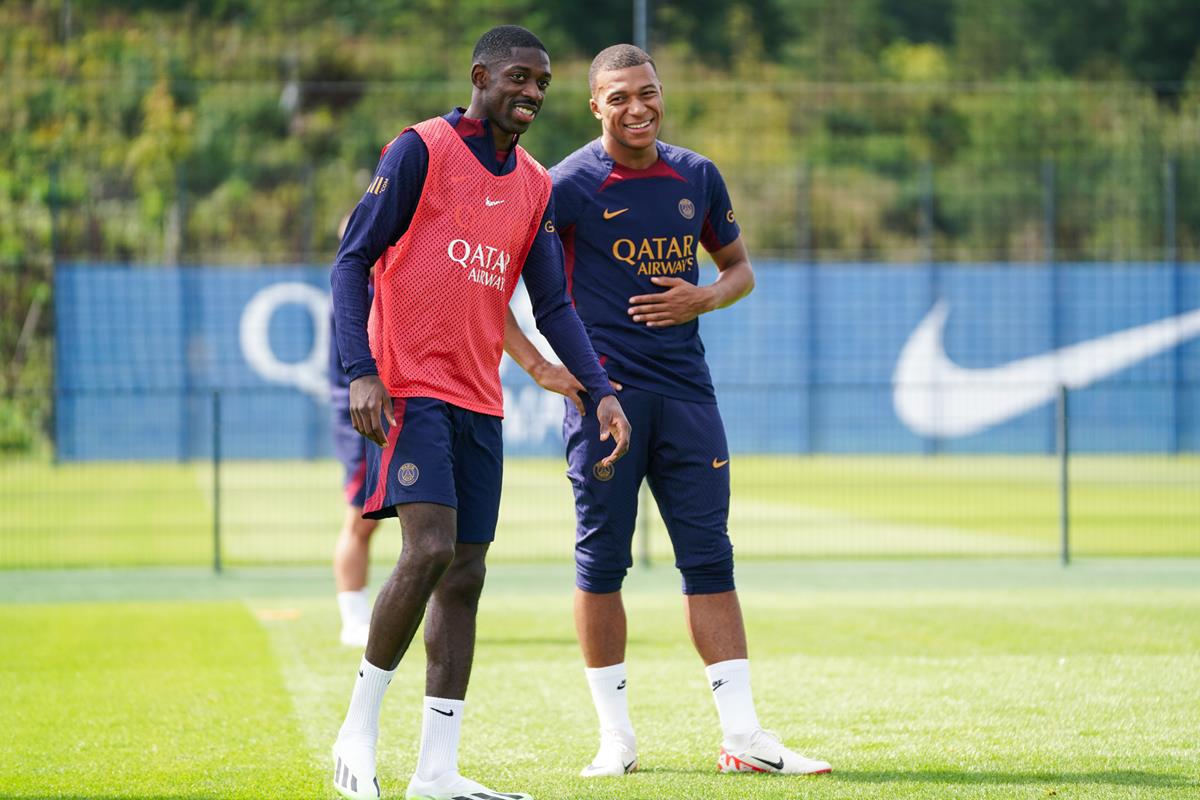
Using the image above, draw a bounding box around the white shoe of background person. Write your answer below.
[579,729,638,777]
[340,621,370,648]
[717,728,832,775]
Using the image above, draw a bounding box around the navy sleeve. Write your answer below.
[522,196,615,403]
[330,131,428,381]
[700,161,741,254]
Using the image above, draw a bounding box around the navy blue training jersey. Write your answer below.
[550,139,741,402]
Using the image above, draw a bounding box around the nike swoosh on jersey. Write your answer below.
[712,458,729,468]
[603,208,630,219]
[893,300,1200,437]
[485,198,505,207]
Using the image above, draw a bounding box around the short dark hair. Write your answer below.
[589,44,656,93]
[472,25,547,66]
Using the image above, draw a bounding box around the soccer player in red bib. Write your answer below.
[505,44,831,779]
[328,27,630,800]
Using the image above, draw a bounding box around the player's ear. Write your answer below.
[589,96,601,120]
[470,62,489,91]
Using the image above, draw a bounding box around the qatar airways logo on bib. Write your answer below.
[447,239,510,291]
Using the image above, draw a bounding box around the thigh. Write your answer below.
[362,397,458,519]
[330,393,369,507]
[564,388,654,564]
[646,398,732,568]
[451,408,504,544]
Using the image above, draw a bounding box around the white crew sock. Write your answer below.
[337,589,371,628]
[337,657,395,748]
[585,663,635,743]
[705,658,761,749]
[415,696,466,781]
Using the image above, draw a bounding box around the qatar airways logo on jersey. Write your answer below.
[447,239,510,291]
[612,235,696,276]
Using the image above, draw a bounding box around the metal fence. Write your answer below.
[3,81,1199,568]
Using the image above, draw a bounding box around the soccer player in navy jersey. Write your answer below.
[505,44,831,778]
[328,26,630,800]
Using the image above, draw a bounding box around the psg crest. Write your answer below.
[398,462,420,487]
[592,461,614,482]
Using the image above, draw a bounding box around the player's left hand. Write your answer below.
[595,395,631,467]
[531,362,587,415]
[628,277,715,327]
[531,363,623,415]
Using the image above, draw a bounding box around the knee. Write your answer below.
[680,555,735,595]
[576,559,628,594]
[440,552,487,605]
[403,533,457,575]
[349,516,379,543]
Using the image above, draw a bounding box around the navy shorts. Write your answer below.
[331,389,368,508]
[362,397,503,543]
[565,386,733,593]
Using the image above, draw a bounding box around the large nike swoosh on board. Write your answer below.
[893,300,1200,438]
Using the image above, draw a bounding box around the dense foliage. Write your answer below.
[2,0,1199,445]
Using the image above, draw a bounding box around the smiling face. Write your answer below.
[469,46,552,141]
[590,61,663,167]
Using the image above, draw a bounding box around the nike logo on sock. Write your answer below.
[431,707,455,717]
[358,670,364,678]
[616,679,626,690]
[711,678,728,691]
[751,755,785,770]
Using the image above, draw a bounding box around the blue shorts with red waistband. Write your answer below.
[330,388,368,508]
[565,385,734,595]
[362,396,503,544]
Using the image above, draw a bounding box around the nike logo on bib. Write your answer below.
[603,208,630,219]
[893,300,1200,437]
[485,198,505,207]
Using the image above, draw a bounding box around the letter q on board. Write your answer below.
[239,282,330,400]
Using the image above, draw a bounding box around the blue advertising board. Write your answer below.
[55,262,1200,460]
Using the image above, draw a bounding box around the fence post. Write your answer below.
[1056,384,1070,567]
[800,164,817,453]
[920,161,934,265]
[48,162,60,464]
[1042,159,1056,265]
[1045,158,1061,455]
[1165,158,1181,454]
[633,0,647,49]
[212,389,222,574]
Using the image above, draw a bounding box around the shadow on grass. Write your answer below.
[634,766,1194,788]
[838,769,1195,787]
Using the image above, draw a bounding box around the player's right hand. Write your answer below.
[349,375,395,447]
[595,395,631,467]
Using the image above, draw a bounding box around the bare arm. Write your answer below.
[505,307,586,415]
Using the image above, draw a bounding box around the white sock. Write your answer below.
[337,657,395,750]
[415,696,465,781]
[337,589,371,628]
[585,663,635,743]
[705,658,760,749]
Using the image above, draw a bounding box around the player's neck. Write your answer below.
[602,134,659,170]
[462,105,518,154]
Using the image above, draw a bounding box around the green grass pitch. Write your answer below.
[2,560,1198,799]
[1,455,1197,568]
